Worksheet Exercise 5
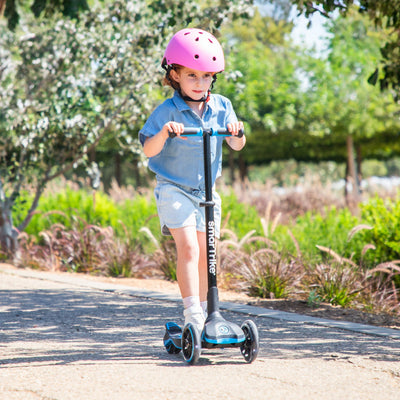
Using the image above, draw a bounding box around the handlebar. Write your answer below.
[168,127,244,139]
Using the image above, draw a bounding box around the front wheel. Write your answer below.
[181,323,201,365]
[240,320,259,363]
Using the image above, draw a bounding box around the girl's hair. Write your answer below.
[162,64,182,90]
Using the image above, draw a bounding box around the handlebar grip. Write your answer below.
[214,128,244,138]
[183,128,202,135]
[168,131,177,138]
[169,127,202,138]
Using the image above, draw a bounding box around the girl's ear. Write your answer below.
[170,69,180,82]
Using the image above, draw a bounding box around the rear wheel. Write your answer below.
[181,323,201,365]
[240,320,259,363]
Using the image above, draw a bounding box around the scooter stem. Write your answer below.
[200,131,219,315]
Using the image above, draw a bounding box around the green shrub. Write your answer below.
[359,195,400,267]
[271,207,361,263]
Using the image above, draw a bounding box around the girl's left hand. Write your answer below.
[226,121,246,151]
[227,121,244,136]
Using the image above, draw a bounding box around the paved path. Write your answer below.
[0,264,399,400]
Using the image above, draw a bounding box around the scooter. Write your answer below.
[163,127,259,365]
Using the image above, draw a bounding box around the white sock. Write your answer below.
[183,297,204,331]
[183,296,200,310]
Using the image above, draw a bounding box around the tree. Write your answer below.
[1,0,89,30]
[219,9,300,176]
[287,0,400,99]
[219,5,400,206]
[297,8,400,203]
[0,0,253,255]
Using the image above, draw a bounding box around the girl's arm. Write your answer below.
[225,121,246,151]
[143,121,185,157]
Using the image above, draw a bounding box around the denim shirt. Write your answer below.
[139,91,238,191]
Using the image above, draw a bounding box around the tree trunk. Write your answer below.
[356,144,363,184]
[345,135,361,211]
[0,200,18,256]
[0,0,6,17]
[238,153,247,183]
[228,148,235,184]
[115,152,122,186]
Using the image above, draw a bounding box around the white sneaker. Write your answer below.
[201,301,208,320]
[184,305,205,333]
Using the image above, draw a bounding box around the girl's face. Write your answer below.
[170,67,214,100]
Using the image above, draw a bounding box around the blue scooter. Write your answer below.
[163,127,259,365]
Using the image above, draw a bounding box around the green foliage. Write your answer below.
[0,0,252,253]
[13,182,400,312]
[220,191,263,238]
[290,0,400,97]
[14,187,160,250]
[273,207,360,263]
[307,289,322,308]
[220,5,400,166]
[311,262,362,307]
[359,195,400,265]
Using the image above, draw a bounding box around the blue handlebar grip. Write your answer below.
[183,127,203,136]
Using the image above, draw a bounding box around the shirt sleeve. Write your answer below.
[139,110,161,146]
[138,99,172,146]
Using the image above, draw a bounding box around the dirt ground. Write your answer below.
[78,271,400,331]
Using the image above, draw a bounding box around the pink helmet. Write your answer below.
[162,28,225,73]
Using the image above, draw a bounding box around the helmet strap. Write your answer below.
[180,90,209,103]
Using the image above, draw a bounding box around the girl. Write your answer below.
[139,28,246,332]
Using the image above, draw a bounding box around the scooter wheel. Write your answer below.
[163,331,181,354]
[240,320,259,363]
[181,323,201,365]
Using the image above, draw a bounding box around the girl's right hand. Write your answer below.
[163,121,186,139]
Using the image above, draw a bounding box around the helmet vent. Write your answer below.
[212,57,216,61]
[194,54,199,59]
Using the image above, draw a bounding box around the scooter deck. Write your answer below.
[164,319,245,350]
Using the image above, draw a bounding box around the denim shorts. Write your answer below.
[154,182,221,238]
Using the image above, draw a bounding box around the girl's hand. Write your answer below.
[226,121,246,151]
[163,121,186,139]
[227,121,244,136]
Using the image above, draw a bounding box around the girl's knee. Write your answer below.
[177,241,199,261]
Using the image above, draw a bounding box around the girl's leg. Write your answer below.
[170,225,205,331]
[170,225,200,299]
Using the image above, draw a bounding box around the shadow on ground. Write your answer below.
[1,287,399,368]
